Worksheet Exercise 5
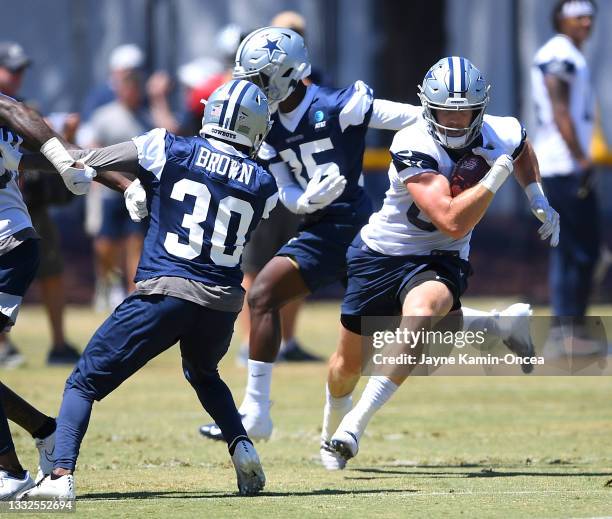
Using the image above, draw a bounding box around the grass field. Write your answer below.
[3,301,612,518]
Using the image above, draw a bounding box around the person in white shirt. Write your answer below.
[532,0,599,350]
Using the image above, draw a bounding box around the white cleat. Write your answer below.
[230,439,265,495]
[330,430,359,465]
[320,440,347,470]
[0,470,35,501]
[498,303,536,373]
[35,431,55,483]
[18,474,75,501]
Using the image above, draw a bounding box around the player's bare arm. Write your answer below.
[544,74,590,169]
[512,138,541,188]
[405,171,494,239]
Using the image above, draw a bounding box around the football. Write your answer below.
[449,153,490,197]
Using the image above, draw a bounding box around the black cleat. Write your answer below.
[276,339,324,362]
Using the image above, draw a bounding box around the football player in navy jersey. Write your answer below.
[198,26,423,443]
[322,57,560,469]
[10,80,274,499]
[0,92,141,499]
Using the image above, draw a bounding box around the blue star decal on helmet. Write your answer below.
[261,36,285,60]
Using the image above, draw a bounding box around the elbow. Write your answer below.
[437,219,468,240]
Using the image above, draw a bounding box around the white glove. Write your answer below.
[61,164,96,195]
[472,144,512,168]
[525,183,560,247]
[124,179,148,222]
[0,129,23,171]
[297,164,347,214]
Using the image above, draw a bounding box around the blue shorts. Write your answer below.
[341,236,471,321]
[276,218,363,292]
[98,195,144,240]
[0,239,40,328]
[66,294,238,401]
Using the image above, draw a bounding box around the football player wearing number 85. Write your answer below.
[11,79,275,499]
[199,26,425,444]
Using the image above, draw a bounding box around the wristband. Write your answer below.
[478,155,513,194]
[40,137,74,175]
[525,182,545,204]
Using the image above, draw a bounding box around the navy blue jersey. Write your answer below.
[133,129,278,287]
[261,81,374,223]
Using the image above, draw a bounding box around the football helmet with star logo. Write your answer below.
[234,27,311,111]
[418,56,490,149]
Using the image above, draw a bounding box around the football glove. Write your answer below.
[0,129,23,171]
[297,164,347,214]
[527,188,560,248]
[124,179,148,222]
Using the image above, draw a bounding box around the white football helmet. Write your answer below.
[233,27,311,111]
[418,56,490,149]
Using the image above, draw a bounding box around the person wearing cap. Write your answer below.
[0,42,31,97]
[0,42,81,366]
[80,44,145,122]
[531,0,599,353]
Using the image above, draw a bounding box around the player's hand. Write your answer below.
[0,129,24,171]
[473,145,513,171]
[124,178,148,222]
[530,195,560,247]
[297,164,347,214]
[61,163,96,196]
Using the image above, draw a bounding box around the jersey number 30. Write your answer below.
[164,178,254,267]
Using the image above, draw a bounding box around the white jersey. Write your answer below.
[361,115,525,260]
[532,34,595,176]
[0,170,32,242]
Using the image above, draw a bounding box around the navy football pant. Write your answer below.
[543,176,600,319]
[54,294,245,471]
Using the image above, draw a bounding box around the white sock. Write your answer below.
[321,384,353,442]
[461,306,502,338]
[337,376,398,441]
[240,360,273,411]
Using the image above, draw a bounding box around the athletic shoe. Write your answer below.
[0,470,34,500]
[230,439,265,495]
[277,339,323,362]
[330,430,359,464]
[18,474,75,501]
[35,431,55,483]
[199,421,224,441]
[200,408,273,442]
[0,341,24,369]
[320,440,347,470]
[47,344,80,366]
[498,303,535,373]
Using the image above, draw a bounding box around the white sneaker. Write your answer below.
[18,474,75,501]
[498,303,535,373]
[35,431,55,483]
[238,404,273,441]
[330,430,359,464]
[230,439,265,495]
[320,440,347,470]
[0,470,34,500]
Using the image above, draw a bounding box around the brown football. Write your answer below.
[449,153,490,197]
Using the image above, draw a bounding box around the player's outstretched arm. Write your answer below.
[368,99,421,131]
[406,153,513,239]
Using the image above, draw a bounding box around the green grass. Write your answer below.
[3,301,612,518]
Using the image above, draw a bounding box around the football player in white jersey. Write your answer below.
[0,93,147,499]
[531,0,598,349]
[320,57,561,469]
